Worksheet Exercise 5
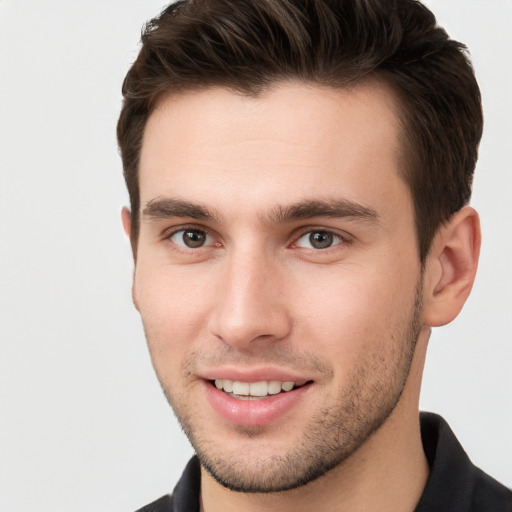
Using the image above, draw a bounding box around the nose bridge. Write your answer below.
[208,245,291,348]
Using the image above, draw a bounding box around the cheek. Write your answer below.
[133,262,215,361]
[290,263,418,357]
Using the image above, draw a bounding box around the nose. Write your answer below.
[207,251,292,350]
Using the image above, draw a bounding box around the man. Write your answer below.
[117,0,512,510]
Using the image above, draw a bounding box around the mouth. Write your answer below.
[202,371,315,426]
[212,379,310,400]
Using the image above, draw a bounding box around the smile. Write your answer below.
[214,379,308,399]
[205,378,313,426]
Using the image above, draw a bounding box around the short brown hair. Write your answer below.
[117,0,482,262]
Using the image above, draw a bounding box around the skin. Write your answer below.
[123,81,480,512]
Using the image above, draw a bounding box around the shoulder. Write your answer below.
[417,412,512,511]
[471,467,512,511]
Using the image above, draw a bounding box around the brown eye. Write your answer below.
[309,231,334,249]
[295,230,344,250]
[171,229,210,248]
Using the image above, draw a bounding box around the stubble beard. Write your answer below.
[154,281,424,494]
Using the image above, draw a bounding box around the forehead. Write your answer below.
[138,81,409,219]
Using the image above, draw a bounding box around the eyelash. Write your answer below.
[164,225,217,252]
[163,225,351,253]
[292,229,349,251]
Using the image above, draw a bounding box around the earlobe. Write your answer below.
[422,206,481,327]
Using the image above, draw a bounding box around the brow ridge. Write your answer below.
[264,198,379,224]
[141,196,379,225]
[142,197,218,222]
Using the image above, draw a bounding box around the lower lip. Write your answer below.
[203,381,312,427]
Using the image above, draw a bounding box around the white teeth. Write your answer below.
[232,381,250,395]
[249,381,268,397]
[268,381,282,395]
[213,379,307,397]
[281,381,294,392]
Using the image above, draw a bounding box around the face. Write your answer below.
[132,82,425,492]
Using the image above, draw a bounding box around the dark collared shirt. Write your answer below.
[135,412,512,512]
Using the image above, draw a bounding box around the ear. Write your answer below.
[121,206,138,259]
[121,207,140,311]
[422,206,481,327]
[121,206,132,238]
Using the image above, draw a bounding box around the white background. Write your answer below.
[0,1,510,511]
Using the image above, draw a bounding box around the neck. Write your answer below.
[200,330,430,512]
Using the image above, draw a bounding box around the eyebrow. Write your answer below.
[142,197,219,222]
[142,196,379,225]
[265,198,379,225]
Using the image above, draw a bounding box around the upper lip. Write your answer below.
[198,366,313,383]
